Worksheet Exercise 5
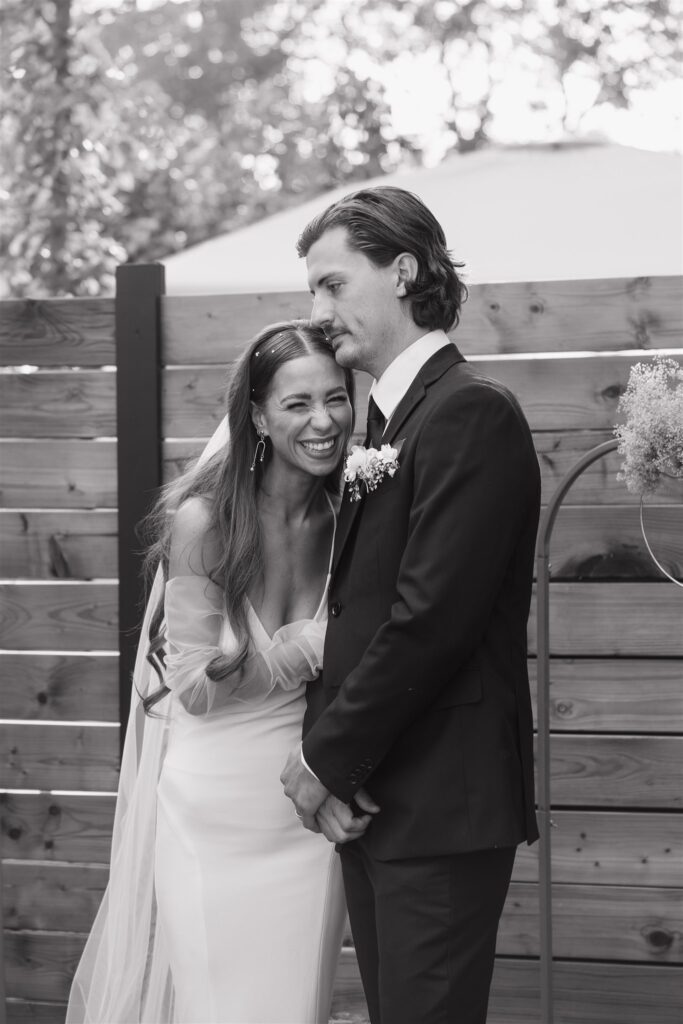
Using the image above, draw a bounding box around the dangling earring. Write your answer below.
[250,430,267,472]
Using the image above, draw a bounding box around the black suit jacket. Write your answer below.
[303,344,540,860]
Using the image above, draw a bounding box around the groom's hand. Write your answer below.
[281,745,329,829]
[315,788,380,844]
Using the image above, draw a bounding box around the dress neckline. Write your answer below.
[247,490,337,642]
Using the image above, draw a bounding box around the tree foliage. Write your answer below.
[1,0,679,297]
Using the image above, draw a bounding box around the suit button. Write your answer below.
[330,601,342,617]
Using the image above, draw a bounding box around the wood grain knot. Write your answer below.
[600,383,624,402]
[645,928,674,952]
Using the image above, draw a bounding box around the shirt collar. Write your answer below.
[370,329,452,423]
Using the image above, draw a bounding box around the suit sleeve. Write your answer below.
[303,382,539,802]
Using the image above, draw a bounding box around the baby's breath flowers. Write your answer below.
[614,356,683,588]
[615,357,683,495]
[344,443,401,502]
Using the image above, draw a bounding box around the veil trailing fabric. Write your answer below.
[66,418,230,1024]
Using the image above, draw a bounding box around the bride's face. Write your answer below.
[252,353,352,478]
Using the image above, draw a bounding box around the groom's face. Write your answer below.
[306,227,405,379]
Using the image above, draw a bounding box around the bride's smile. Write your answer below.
[252,351,353,479]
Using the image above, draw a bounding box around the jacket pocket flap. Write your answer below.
[431,656,482,709]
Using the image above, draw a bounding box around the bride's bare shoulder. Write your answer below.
[169,496,220,577]
[173,495,212,533]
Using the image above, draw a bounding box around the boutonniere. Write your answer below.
[344,441,404,502]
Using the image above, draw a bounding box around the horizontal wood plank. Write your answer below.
[0,654,118,721]
[547,735,683,809]
[6,504,679,583]
[528,582,683,657]
[0,583,118,650]
[460,276,683,356]
[0,512,118,579]
[162,354,683,437]
[7,583,668,665]
[485,352,683,432]
[0,723,119,791]
[547,505,683,580]
[339,882,682,962]
[163,431,683,507]
[513,809,683,886]
[162,366,229,437]
[0,792,115,863]
[161,291,310,365]
[333,955,683,1023]
[498,882,683,962]
[528,658,683,732]
[309,949,683,1023]
[4,941,681,1020]
[3,862,108,934]
[3,930,86,1002]
[161,277,683,363]
[5,998,67,1024]
[2,800,678,888]
[336,879,682,961]
[488,957,683,1024]
[0,298,115,367]
[0,371,117,438]
[5,876,681,968]
[534,429,683,506]
[0,441,117,509]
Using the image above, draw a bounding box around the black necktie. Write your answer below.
[365,396,386,448]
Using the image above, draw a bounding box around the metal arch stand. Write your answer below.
[535,438,618,1024]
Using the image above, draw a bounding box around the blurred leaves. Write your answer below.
[0,0,679,297]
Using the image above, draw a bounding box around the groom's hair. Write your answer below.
[297,186,467,332]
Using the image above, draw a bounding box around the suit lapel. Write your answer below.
[385,343,464,444]
[331,482,362,574]
[331,342,465,575]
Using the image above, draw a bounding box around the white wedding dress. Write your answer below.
[67,421,346,1024]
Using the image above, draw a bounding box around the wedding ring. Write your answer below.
[295,810,303,819]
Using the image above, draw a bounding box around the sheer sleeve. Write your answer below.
[230,617,326,704]
[164,577,326,714]
[164,575,228,714]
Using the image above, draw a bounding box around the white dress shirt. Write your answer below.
[370,329,453,428]
[300,329,454,788]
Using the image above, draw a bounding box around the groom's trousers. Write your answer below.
[340,840,516,1024]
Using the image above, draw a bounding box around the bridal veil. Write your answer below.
[66,418,229,1024]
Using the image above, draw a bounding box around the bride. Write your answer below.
[67,321,368,1023]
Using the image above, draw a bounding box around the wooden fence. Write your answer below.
[1,273,682,1023]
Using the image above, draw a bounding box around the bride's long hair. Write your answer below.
[141,320,355,710]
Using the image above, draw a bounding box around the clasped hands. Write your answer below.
[280,745,379,844]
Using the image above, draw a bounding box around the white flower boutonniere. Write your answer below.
[344,442,402,502]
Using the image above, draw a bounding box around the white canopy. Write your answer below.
[162,142,683,293]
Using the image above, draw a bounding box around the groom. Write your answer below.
[282,186,540,1024]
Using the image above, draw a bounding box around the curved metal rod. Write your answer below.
[535,438,618,1024]
[639,496,683,588]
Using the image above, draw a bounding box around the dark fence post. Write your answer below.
[115,263,165,741]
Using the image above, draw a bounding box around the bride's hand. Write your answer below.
[315,789,380,845]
